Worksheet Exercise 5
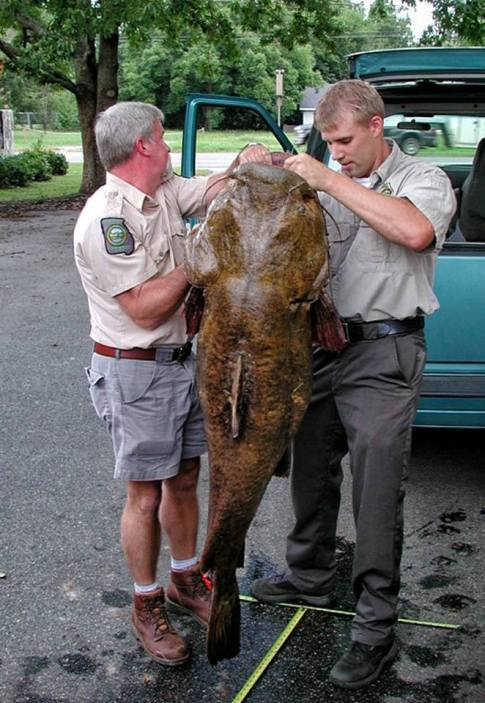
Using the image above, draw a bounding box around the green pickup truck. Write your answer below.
[181,47,485,429]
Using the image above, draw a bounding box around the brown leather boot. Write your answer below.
[131,587,189,666]
[166,565,212,627]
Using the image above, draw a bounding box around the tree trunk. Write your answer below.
[79,33,119,193]
[74,32,119,195]
[74,36,104,194]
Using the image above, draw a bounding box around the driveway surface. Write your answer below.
[0,208,484,702]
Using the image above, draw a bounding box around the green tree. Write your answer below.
[119,30,321,129]
[403,0,485,44]
[313,0,413,82]
[0,0,339,193]
[0,70,79,130]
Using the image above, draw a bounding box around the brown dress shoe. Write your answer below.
[166,565,212,627]
[131,588,189,666]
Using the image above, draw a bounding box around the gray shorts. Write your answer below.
[85,350,207,481]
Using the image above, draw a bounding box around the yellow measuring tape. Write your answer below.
[231,606,307,703]
[239,594,460,630]
[231,595,460,703]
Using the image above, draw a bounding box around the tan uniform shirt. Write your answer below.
[320,140,457,321]
[74,168,209,348]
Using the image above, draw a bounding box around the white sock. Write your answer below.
[171,555,198,572]
[134,581,160,594]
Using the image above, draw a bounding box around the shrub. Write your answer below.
[0,155,32,187]
[44,150,68,175]
[0,147,68,188]
[19,149,53,181]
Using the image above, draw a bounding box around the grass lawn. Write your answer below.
[2,129,475,204]
[0,163,83,203]
[14,129,83,149]
[0,163,213,204]
[14,128,289,153]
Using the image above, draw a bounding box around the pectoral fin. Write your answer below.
[311,289,348,352]
[185,285,205,337]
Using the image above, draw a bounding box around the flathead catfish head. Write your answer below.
[185,162,328,304]
[184,162,329,666]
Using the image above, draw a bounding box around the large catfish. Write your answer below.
[184,160,343,665]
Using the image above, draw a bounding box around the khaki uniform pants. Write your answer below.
[286,331,426,645]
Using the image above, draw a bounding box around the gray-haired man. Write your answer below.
[74,101,270,665]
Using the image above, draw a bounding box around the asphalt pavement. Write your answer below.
[0,208,484,702]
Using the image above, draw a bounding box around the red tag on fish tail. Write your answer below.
[202,572,213,591]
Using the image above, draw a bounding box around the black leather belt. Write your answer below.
[93,341,192,362]
[341,317,424,343]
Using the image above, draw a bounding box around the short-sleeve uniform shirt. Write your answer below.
[320,140,457,321]
[74,168,209,348]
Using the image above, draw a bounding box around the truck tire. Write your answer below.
[400,136,420,156]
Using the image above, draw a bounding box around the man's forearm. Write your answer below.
[284,154,435,251]
[323,172,435,251]
[115,266,189,331]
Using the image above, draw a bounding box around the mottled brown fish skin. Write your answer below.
[185,162,328,664]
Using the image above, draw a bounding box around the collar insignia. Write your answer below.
[379,182,394,196]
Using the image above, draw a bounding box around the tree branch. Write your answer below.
[17,13,45,35]
[0,37,78,93]
[0,38,20,63]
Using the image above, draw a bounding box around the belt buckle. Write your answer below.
[172,341,192,362]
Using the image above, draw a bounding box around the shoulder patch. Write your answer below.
[100,218,135,255]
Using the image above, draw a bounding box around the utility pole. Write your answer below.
[275,69,284,128]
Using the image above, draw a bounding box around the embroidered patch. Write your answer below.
[100,218,135,255]
[379,182,394,196]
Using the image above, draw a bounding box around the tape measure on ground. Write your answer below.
[231,606,307,703]
[230,594,460,702]
[239,593,460,630]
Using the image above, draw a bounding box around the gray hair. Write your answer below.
[95,101,164,170]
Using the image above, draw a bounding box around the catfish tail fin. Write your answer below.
[206,570,241,665]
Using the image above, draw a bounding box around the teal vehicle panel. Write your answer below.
[348,47,485,82]
[182,93,296,178]
[426,246,485,363]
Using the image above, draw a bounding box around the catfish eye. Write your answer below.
[298,206,306,214]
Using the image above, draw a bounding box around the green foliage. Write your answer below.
[44,150,68,175]
[0,162,82,202]
[313,0,413,82]
[0,155,31,187]
[119,30,323,128]
[0,147,66,187]
[17,149,52,182]
[0,69,79,130]
[403,0,485,45]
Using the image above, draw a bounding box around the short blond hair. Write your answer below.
[315,80,384,131]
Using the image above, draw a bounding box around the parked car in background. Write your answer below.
[182,47,485,428]
[293,122,312,145]
[383,119,438,155]
[295,115,438,156]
